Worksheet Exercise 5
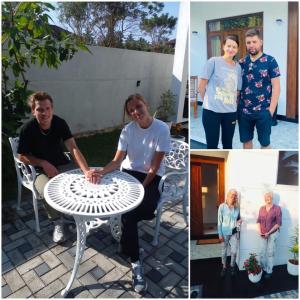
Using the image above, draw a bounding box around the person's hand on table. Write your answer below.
[85,168,103,184]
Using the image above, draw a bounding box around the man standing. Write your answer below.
[257,191,282,279]
[18,91,99,243]
[239,28,280,149]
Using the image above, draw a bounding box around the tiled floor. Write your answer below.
[190,240,220,260]
[2,190,188,298]
[256,289,298,298]
[191,105,298,149]
[191,240,298,298]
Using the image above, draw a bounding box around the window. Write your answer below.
[206,12,263,59]
[277,151,298,186]
[207,13,263,32]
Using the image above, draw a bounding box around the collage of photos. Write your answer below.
[1,0,299,299]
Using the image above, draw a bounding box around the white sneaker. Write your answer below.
[132,260,147,293]
[53,220,66,243]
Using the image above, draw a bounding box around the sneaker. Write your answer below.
[132,260,147,293]
[53,220,66,243]
[230,266,237,276]
[220,268,226,278]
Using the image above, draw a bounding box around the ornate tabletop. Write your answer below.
[44,168,144,297]
[45,168,144,217]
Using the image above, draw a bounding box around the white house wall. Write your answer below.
[191,2,288,116]
[171,0,189,123]
[226,151,298,269]
[27,47,174,134]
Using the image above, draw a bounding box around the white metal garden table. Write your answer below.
[44,168,144,297]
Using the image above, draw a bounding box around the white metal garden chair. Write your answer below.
[110,138,189,246]
[9,137,41,232]
[9,137,73,233]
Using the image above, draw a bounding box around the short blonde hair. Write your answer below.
[263,190,273,198]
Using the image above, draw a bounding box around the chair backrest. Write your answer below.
[9,137,36,186]
[164,138,189,171]
[9,137,22,181]
[9,137,19,159]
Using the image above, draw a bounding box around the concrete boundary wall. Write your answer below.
[27,46,174,134]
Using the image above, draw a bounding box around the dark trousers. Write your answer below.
[202,109,237,149]
[121,169,161,262]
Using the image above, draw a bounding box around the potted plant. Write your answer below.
[171,123,185,141]
[287,227,298,276]
[156,90,176,127]
[244,253,262,283]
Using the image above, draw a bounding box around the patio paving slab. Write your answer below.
[2,190,188,298]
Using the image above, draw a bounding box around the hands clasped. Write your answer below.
[85,168,103,184]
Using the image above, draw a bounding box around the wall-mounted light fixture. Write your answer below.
[275,18,283,25]
[202,186,208,193]
[192,31,199,35]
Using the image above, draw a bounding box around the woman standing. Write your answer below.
[198,36,242,149]
[218,189,241,277]
[257,191,282,279]
[87,94,170,293]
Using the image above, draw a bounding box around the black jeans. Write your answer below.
[202,109,237,149]
[120,169,161,262]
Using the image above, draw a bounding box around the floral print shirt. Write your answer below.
[239,53,280,114]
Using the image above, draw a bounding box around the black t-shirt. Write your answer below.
[17,115,73,166]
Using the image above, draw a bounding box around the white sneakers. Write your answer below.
[52,219,66,243]
[131,260,147,293]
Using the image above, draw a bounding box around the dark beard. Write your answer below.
[248,49,259,56]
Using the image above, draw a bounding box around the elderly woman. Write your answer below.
[257,191,282,279]
[218,189,241,277]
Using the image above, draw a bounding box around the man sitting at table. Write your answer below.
[17,91,99,243]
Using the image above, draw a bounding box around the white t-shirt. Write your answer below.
[118,118,171,176]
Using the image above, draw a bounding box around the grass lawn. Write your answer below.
[2,129,121,202]
[75,128,121,166]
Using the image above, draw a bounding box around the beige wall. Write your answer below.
[27,46,174,134]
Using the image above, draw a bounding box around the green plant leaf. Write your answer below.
[18,16,28,26]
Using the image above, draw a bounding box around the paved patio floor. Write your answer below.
[191,105,298,149]
[2,189,188,298]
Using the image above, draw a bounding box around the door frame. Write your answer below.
[191,155,225,240]
[206,12,263,59]
[286,2,298,119]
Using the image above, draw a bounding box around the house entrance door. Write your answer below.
[191,155,225,240]
[206,12,263,61]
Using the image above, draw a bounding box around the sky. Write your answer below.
[48,1,180,40]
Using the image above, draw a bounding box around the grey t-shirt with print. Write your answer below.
[200,56,242,113]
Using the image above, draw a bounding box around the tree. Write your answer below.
[124,34,151,52]
[140,13,177,47]
[2,2,90,138]
[2,2,91,199]
[57,2,164,47]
